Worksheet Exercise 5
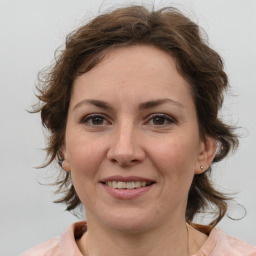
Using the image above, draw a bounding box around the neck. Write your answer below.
[77,219,189,256]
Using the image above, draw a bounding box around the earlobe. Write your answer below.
[195,137,217,174]
[62,159,71,172]
[60,144,71,172]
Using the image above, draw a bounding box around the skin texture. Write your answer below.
[62,45,216,256]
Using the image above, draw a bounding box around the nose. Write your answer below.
[107,121,145,167]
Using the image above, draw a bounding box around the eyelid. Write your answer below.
[80,113,112,125]
[145,113,177,125]
[80,113,176,127]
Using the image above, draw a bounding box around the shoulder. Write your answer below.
[20,221,87,256]
[209,228,256,256]
[20,237,61,256]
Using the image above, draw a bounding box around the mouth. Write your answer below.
[102,180,154,189]
[100,176,155,199]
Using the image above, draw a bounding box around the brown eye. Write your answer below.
[91,116,105,125]
[152,116,166,125]
[147,114,175,127]
[81,114,110,126]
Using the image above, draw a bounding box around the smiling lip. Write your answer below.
[100,176,155,200]
[101,175,155,183]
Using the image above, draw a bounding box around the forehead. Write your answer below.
[71,45,194,108]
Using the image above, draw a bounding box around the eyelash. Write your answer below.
[145,114,176,127]
[80,113,176,127]
[81,114,111,126]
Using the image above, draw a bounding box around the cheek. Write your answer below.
[66,133,107,178]
[67,137,108,204]
[149,135,199,177]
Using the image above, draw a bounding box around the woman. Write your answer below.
[22,5,256,256]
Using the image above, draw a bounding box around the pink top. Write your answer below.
[21,221,256,256]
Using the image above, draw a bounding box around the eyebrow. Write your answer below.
[73,99,113,111]
[73,98,184,111]
[139,98,184,110]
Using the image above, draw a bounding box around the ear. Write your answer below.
[195,136,217,174]
[60,144,71,172]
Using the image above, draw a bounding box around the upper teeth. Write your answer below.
[106,181,148,189]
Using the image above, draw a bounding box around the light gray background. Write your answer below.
[0,0,255,255]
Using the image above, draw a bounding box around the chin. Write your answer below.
[91,208,158,234]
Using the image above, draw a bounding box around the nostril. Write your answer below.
[107,147,145,166]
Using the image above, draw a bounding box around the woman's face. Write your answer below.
[62,45,213,232]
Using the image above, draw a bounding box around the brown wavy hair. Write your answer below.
[34,5,238,228]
